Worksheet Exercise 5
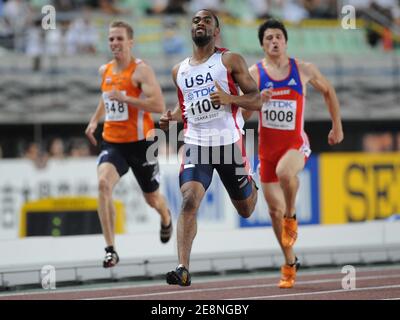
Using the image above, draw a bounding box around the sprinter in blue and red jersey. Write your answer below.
[245,19,344,288]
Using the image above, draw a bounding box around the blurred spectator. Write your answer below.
[146,0,188,15]
[3,0,31,25]
[48,137,66,159]
[362,132,394,152]
[53,0,75,12]
[98,0,129,15]
[281,0,310,23]
[360,0,400,48]
[44,26,63,57]
[65,10,99,55]
[3,0,32,51]
[145,0,168,14]
[343,0,370,10]
[376,0,400,48]
[164,0,188,14]
[25,18,43,71]
[23,141,48,168]
[190,0,225,16]
[303,0,338,19]
[69,138,91,157]
[162,18,185,56]
[379,132,394,151]
[0,15,14,50]
[23,141,40,161]
[247,0,271,20]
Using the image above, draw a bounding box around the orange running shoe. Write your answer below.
[278,257,300,288]
[282,216,298,248]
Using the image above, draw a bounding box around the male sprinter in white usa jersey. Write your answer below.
[160,9,262,286]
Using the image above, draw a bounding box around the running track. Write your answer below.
[1,265,400,300]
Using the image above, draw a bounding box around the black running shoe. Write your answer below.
[294,256,300,271]
[166,264,191,286]
[103,250,119,268]
[160,210,173,244]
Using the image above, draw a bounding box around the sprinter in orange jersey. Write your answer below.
[85,21,173,268]
[244,19,343,288]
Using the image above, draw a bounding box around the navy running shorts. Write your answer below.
[97,139,160,193]
[179,142,253,200]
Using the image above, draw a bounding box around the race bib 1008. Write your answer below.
[261,99,297,130]
[102,91,129,122]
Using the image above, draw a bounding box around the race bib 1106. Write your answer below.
[185,98,225,124]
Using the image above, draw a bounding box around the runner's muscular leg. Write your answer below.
[97,162,120,247]
[230,181,258,218]
[275,150,305,218]
[178,181,206,269]
[262,182,296,265]
[143,189,171,226]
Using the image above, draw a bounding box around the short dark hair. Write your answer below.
[258,19,288,45]
[197,9,220,28]
[109,20,134,39]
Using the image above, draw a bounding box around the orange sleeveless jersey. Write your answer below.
[101,58,154,143]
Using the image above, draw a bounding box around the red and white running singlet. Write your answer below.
[257,58,311,182]
[176,48,244,147]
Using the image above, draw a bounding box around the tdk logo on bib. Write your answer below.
[185,72,214,88]
[188,86,216,100]
[269,100,296,108]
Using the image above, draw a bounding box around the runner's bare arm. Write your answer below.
[210,53,262,111]
[170,102,183,121]
[170,64,184,121]
[240,64,264,120]
[85,65,107,146]
[160,103,182,131]
[302,62,344,145]
[108,62,166,113]
[240,108,253,121]
[160,64,183,131]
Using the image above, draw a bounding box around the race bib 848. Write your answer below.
[102,91,129,122]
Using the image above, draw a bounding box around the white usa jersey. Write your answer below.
[176,48,244,146]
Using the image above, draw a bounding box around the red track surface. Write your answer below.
[1,266,400,300]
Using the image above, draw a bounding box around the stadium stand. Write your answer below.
[0,1,399,155]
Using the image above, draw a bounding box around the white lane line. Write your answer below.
[381,297,400,300]
[0,280,167,298]
[2,265,399,298]
[0,273,278,298]
[2,266,400,299]
[0,269,343,298]
[1,269,297,298]
[83,274,400,300]
[228,284,400,300]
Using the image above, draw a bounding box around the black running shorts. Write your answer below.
[97,139,160,193]
[179,142,253,201]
